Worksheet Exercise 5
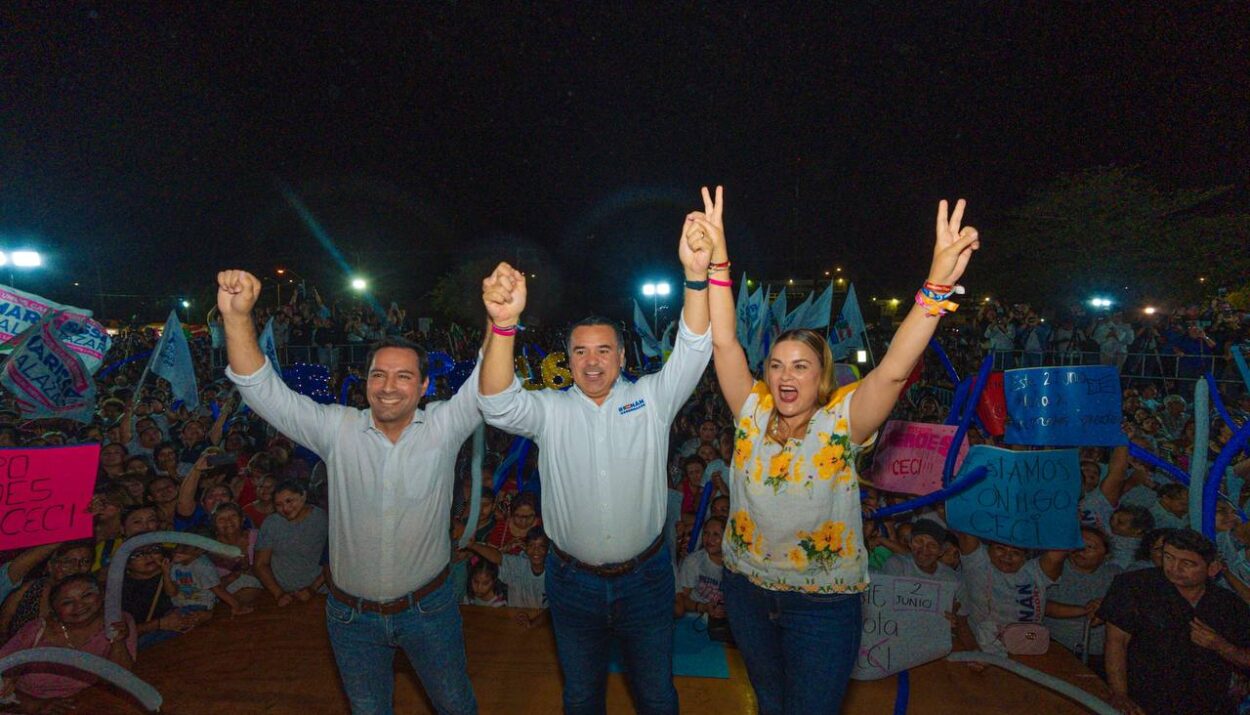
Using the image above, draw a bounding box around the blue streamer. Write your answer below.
[867,466,990,520]
[893,670,910,715]
[927,338,960,385]
[944,377,972,427]
[1191,380,1211,532]
[687,483,716,554]
[339,374,359,406]
[1205,372,1237,431]
[942,355,993,488]
[1204,420,1250,539]
[494,437,530,493]
[1127,443,1189,487]
[96,350,153,380]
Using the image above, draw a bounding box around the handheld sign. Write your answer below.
[1003,366,1125,446]
[945,445,1083,550]
[868,421,969,495]
[0,285,111,373]
[0,445,98,550]
[851,574,956,680]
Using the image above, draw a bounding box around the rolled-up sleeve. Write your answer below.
[226,357,345,458]
[644,316,712,422]
[478,377,544,440]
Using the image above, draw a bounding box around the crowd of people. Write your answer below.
[1,189,1249,715]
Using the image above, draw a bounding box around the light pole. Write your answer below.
[641,281,671,335]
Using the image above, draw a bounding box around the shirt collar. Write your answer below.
[359,407,425,434]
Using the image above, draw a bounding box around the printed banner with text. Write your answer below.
[945,445,1083,550]
[851,574,956,680]
[0,285,111,374]
[1003,365,1124,446]
[0,444,99,550]
[868,421,969,495]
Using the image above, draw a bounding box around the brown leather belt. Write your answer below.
[326,566,449,615]
[550,535,664,578]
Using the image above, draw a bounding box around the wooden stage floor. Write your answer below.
[73,596,1110,714]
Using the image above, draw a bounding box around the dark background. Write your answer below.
[2,3,1246,322]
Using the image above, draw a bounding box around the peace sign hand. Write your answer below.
[927,199,980,287]
[680,186,726,278]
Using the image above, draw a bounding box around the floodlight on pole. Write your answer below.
[11,251,41,268]
[641,282,669,335]
[351,277,367,291]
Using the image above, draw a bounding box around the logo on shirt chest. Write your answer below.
[618,398,647,415]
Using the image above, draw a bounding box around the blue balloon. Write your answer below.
[105,532,242,636]
[458,425,487,549]
[868,466,990,521]
[893,670,910,715]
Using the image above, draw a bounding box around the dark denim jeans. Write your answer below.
[722,569,862,715]
[325,579,477,715]
[545,543,678,715]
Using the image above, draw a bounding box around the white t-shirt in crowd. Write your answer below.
[499,554,547,609]
[677,549,724,605]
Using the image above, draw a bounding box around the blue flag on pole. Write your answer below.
[805,282,834,330]
[782,292,813,332]
[259,317,282,374]
[829,283,866,360]
[633,300,663,359]
[0,312,97,422]
[151,309,199,411]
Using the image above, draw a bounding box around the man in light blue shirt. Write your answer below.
[476,215,713,715]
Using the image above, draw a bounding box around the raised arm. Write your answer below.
[177,452,209,518]
[218,270,265,376]
[480,263,527,397]
[849,200,980,444]
[1100,445,1130,505]
[693,186,753,415]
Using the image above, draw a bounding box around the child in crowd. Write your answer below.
[1149,484,1189,529]
[956,532,1066,655]
[500,528,550,628]
[464,560,506,608]
[1106,505,1154,569]
[676,517,725,618]
[166,528,253,617]
[1043,527,1121,673]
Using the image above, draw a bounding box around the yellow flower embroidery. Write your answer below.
[787,546,808,571]
[787,455,806,483]
[812,443,846,480]
[733,510,755,540]
[835,417,849,434]
[734,438,753,470]
[768,451,793,479]
[801,583,822,593]
[751,455,764,482]
[758,392,774,411]
[818,521,846,552]
[835,466,856,485]
[840,528,858,559]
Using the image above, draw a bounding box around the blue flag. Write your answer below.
[829,283,866,360]
[259,317,282,374]
[0,312,97,422]
[151,309,199,411]
[945,445,1084,549]
[805,282,834,331]
[633,300,663,359]
[1002,365,1125,446]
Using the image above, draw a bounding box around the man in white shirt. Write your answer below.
[476,220,713,715]
[217,269,481,715]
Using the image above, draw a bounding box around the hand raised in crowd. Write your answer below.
[927,199,980,287]
[680,186,723,276]
[216,269,263,319]
[481,262,527,327]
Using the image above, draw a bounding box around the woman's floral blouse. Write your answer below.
[723,381,877,593]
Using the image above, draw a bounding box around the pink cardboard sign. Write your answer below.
[0,444,99,550]
[868,421,969,495]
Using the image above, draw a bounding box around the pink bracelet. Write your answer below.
[708,278,733,287]
[491,323,518,337]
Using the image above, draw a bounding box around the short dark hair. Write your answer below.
[565,316,625,355]
[1158,483,1188,500]
[273,479,308,499]
[366,336,429,380]
[50,573,101,604]
[1113,505,1154,534]
[1163,528,1218,565]
[1135,527,1176,561]
[525,526,547,543]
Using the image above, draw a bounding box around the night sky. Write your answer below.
[3,3,1247,322]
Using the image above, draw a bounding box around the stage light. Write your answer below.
[11,251,41,267]
[351,278,367,291]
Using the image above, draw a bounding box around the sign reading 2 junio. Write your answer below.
[0,444,98,550]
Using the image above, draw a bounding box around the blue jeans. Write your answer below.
[721,569,861,715]
[325,579,477,715]
[545,543,678,715]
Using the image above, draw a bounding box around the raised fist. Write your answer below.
[481,262,527,327]
[217,270,262,319]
